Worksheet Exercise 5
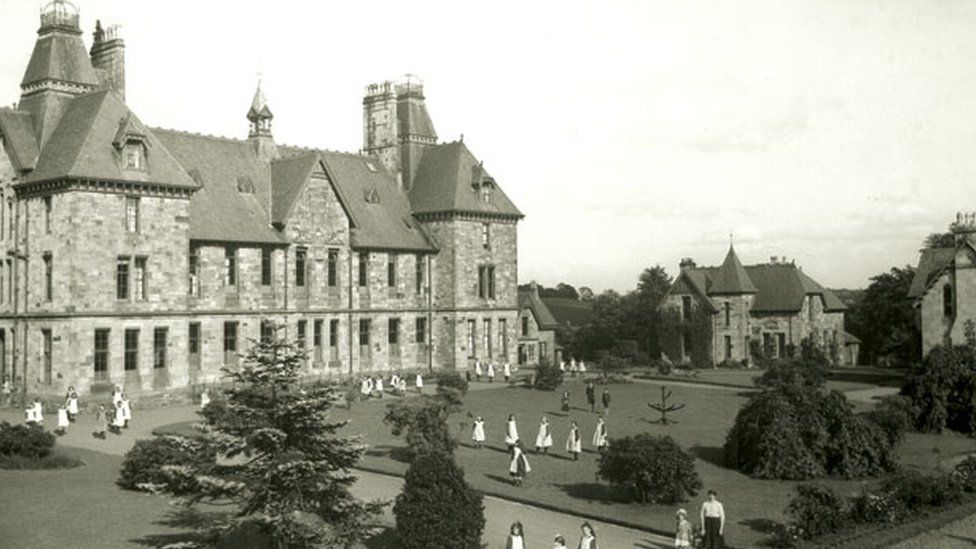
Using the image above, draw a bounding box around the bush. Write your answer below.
[533,359,564,391]
[864,394,915,446]
[0,422,55,459]
[848,489,902,525]
[651,358,671,376]
[755,357,827,390]
[901,344,976,434]
[394,450,485,549]
[0,451,84,470]
[819,391,895,478]
[785,484,844,539]
[881,469,964,513]
[384,396,457,458]
[598,354,631,373]
[119,436,215,492]
[435,372,469,405]
[597,434,702,504]
[954,455,976,493]
[590,373,632,384]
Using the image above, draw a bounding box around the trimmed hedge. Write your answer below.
[0,421,55,459]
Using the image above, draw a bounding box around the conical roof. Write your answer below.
[709,245,757,294]
[247,84,272,121]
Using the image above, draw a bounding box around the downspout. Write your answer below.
[10,192,18,395]
[427,253,433,374]
[347,249,354,375]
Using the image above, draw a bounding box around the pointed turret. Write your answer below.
[709,245,757,295]
[246,82,277,160]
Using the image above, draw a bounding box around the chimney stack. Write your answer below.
[90,20,125,102]
[679,258,696,272]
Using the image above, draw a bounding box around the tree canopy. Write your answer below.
[845,266,919,367]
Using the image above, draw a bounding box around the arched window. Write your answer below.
[943,283,954,318]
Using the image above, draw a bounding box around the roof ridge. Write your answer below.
[150,127,247,144]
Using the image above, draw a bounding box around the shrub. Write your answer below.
[597,434,702,504]
[864,394,915,446]
[598,354,631,373]
[0,451,83,469]
[0,422,55,459]
[954,455,976,493]
[119,436,216,492]
[651,358,671,376]
[394,450,485,549]
[755,357,827,390]
[819,391,895,478]
[385,396,457,458]
[785,484,844,539]
[901,344,976,434]
[435,372,469,405]
[881,469,963,513]
[848,489,902,524]
[533,359,564,391]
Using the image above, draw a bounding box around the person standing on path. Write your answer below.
[561,390,570,412]
[566,420,582,461]
[475,359,483,381]
[121,394,132,428]
[601,389,611,416]
[111,401,126,434]
[32,398,44,424]
[1,375,10,405]
[505,414,519,451]
[415,372,424,394]
[112,384,123,408]
[504,362,512,383]
[586,382,596,412]
[577,522,599,549]
[675,508,692,548]
[535,416,553,454]
[472,416,486,448]
[56,403,69,435]
[487,361,496,383]
[592,415,608,453]
[700,490,725,549]
[66,388,79,422]
[94,404,108,439]
[506,521,526,549]
[509,441,531,486]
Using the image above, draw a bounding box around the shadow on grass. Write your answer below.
[740,517,781,535]
[485,473,515,486]
[690,445,725,468]
[363,445,411,463]
[361,527,400,549]
[130,507,222,548]
[554,482,627,505]
[944,534,976,546]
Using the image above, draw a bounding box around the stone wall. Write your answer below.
[517,306,556,366]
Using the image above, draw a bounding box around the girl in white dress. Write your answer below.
[120,395,132,428]
[506,521,525,549]
[487,362,496,383]
[25,403,36,424]
[112,401,126,433]
[509,442,531,486]
[67,390,79,421]
[505,414,519,450]
[375,377,384,398]
[566,421,582,461]
[592,416,608,453]
[472,416,486,448]
[577,522,599,549]
[415,373,424,393]
[56,403,69,435]
[475,360,483,381]
[503,362,512,382]
[112,385,123,407]
[33,398,44,424]
[360,377,371,397]
[535,416,553,454]
[579,361,586,374]
[200,389,211,409]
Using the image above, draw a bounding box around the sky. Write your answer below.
[2,0,975,293]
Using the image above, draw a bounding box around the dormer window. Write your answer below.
[364,188,381,204]
[479,177,495,203]
[123,141,146,170]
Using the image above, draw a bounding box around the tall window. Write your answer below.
[724,302,731,327]
[297,320,307,351]
[330,319,339,360]
[125,196,139,233]
[387,253,397,288]
[260,320,274,343]
[94,329,110,380]
[42,329,52,385]
[188,322,200,356]
[681,330,692,360]
[522,315,529,336]
[123,142,146,170]
[153,327,167,369]
[43,196,52,234]
[327,249,338,287]
[358,252,369,287]
[225,247,237,286]
[478,265,496,299]
[188,247,200,296]
[499,318,508,356]
[223,321,238,363]
[124,329,139,372]
[313,319,323,361]
[944,284,954,318]
[359,319,371,346]
[296,247,307,287]
[43,253,52,302]
[388,318,400,346]
[134,257,147,301]
[261,248,272,286]
[415,254,425,294]
[116,257,130,299]
[483,318,492,357]
[467,319,476,357]
[724,335,732,360]
[415,317,427,344]
[481,223,490,249]
[681,296,692,321]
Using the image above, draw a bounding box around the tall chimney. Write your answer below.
[90,20,125,102]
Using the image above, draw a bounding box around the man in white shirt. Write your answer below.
[700,489,725,548]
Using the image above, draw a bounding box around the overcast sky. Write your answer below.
[2,0,974,293]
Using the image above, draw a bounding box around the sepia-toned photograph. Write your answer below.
[1,1,975,547]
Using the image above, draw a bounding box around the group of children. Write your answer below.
[24,386,81,436]
[472,359,515,383]
[505,521,599,549]
[557,358,588,377]
[358,372,424,399]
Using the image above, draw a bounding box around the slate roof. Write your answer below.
[674,261,846,314]
[154,129,284,245]
[0,108,40,171]
[398,99,436,139]
[21,31,99,88]
[519,288,559,330]
[247,85,272,121]
[23,91,197,188]
[844,331,861,345]
[540,296,597,327]
[271,153,320,225]
[709,246,758,294]
[409,141,522,218]
[908,247,956,299]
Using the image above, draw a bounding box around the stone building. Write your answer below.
[0,1,522,397]
[659,246,849,367]
[517,283,559,366]
[909,212,976,356]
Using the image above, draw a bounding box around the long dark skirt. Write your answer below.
[703,516,723,549]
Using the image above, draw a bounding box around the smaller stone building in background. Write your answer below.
[658,246,851,367]
[517,283,559,366]
[909,212,976,356]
